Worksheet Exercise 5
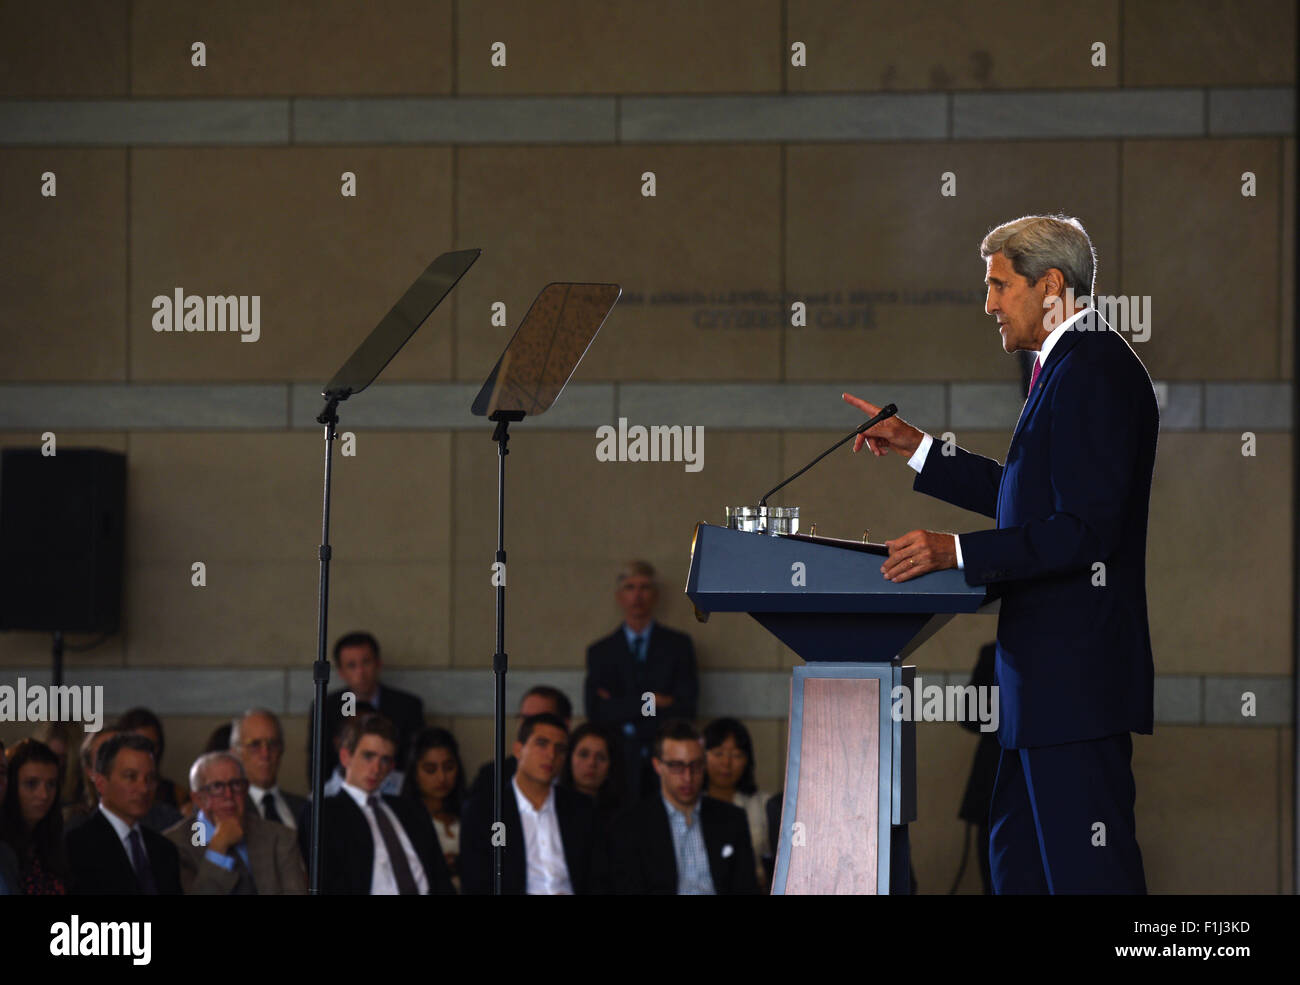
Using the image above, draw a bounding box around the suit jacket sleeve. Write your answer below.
[730,813,760,895]
[457,796,490,895]
[958,362,1145,586]
[274,825,308,894]
[586,643,642,724]
[666,634,699,720]
[607,812,646,894]
[912,442,1003,519]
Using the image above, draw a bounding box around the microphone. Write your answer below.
[758,403,897,507]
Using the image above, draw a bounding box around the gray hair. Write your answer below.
[229,708,283,750]
[616,559,657,588]
[189,751,245,793]
[980,214,1096,296]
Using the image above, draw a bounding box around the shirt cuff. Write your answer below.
[954,534,964,570]
[906,433,933,473]
[204,849,235,871]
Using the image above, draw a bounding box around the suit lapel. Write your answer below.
[96,811,140,891]
[1009,316,1088,447]
[243,812,270,893]
[650,797,677,887]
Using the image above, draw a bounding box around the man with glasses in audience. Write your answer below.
[165,751,306,894]
[231,708,307,831]
[609,721,758,895]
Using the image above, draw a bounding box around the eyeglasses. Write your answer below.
[661,760,705,776]
[201,779,250,795]
[241,739,283,753]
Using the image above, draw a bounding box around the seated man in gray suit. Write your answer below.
[164,751,307,895]
[231,709,307,831]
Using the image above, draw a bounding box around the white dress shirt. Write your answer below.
[339,781,429,895]
[907,305,1097,569]
[247,783,295,829]
[511,775,573,895]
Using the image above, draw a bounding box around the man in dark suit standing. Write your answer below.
[66,733,183,895]
[585,560,699,804]
[460,713,601,894]
[165,751,307,894]
[844,214,1156,894]
[609,721,758,895]
[301,714,454,895]
[307,631,425,782]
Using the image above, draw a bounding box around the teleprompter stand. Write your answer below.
[308,249,481,894]
[470,283,621,895]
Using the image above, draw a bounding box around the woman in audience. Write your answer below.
[702,717,771,886]
[30,722,74,805]
[401,727,466,889]
[559,722,624,829]
[0,739,69,894]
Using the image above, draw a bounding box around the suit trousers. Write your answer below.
[989,732,1146,894]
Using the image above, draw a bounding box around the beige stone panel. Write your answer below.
[776,430,1008,670]
[125,558,450,669]
[457,0,780,95]
[786,143,1119,380]
[910,720,988,893]
[276,714,310,796]
[130,149,453,381]
[455,146,783,382]
[1282,140,1294,380]
[452,716,495,783]
[0,432,130,666]
[450,430,786,668]
[1124,0,1296,86]
[127,432,450,563]
[0,1,128,96]
[1122,140,1279,379]
[131,0,452,96]
[788,0,1119,91]
[0,150,127,381]
[1135,727,1281,893]
[1146,434,1290,675]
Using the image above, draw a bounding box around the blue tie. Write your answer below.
[633,635,647,663]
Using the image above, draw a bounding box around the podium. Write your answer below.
[685,522,989,894]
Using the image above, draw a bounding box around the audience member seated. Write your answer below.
[203,722,233,753]
[585,560,699,804]
[30,722,74,804]
[0,741,17,895]
[559,721,625,832]
[65,734,182,895]
[232,708,307,831]
[702,717,772,887]
[1,739,69,894]
[401,727,466,890]
[300,714,454,895]
[307,631,425,784]
[468,685,572,802]
[461,713,602,895]
[164,751,306,895]
[117,707,184,832]
[319,700,404,800]
[609,721,758,895]
[63,727,120,833]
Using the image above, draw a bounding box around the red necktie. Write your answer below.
[1028,356,1042,394]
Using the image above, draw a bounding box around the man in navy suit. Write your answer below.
[585,560,699,804]
[844,214,1157,894]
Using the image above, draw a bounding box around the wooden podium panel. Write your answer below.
[784,677,880,894]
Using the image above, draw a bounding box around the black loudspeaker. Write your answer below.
[0,447,126,633]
